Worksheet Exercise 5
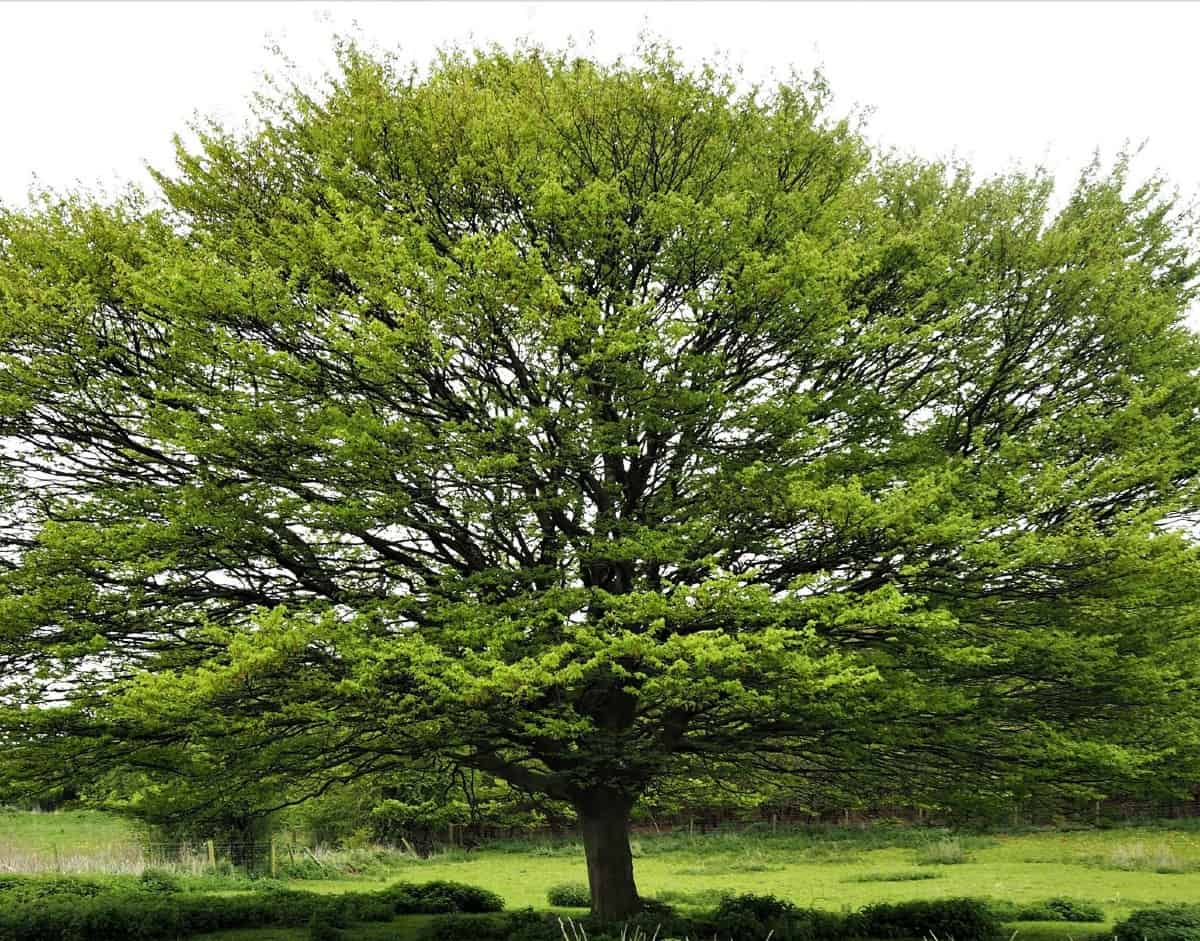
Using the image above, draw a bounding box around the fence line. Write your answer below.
[7,796,1200,876]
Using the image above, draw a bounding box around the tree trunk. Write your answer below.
[576,791,640,921]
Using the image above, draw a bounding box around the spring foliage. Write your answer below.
[2,41,1200,915]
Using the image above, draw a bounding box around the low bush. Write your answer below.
[0,875,118,901]
[275,854,336,880]
[858,898,1002,940]
[708,894,851,941]
[379,880,504,914]
[1113,904,1200,941]
[425,895,1005,941]
[988,897,1105,923]
[546,882,591,907]
[0,878,503,941]
[423,910,552,941]
[308,908,343,941]
[138,868,182,894]
[652,887,730,908]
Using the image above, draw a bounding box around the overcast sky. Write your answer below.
[1,1,1197,211]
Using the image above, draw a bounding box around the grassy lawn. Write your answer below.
[282,826,1200,918]
[10,810,1200,938]
[0,808,141,856]
[0,807,146,873]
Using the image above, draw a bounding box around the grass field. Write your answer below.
[8,809,1200,938]
[281,826,1200,916]
[0,808,146,873]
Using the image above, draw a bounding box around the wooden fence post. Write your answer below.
[206,839,216,868]
[270,836,277,878]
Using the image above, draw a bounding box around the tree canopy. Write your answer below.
[2,44,1200,918]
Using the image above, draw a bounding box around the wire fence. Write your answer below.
[7,796,1200,876]
[0,838,302,877]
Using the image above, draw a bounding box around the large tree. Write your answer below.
[3,45,1200,918]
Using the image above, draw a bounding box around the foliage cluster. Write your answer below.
[3,40,1200,918]
[546,882,592,907]
[1113,904,1200,941]
[426,895,1005,941]
[985,897,1104,923]
[0,877,502,941]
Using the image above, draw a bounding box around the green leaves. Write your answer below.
[1,42,1199,826]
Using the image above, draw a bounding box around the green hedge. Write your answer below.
[546,883,591,907]
[1114,905,1200,941]
[987,897,1105,923]
[425,895,1006,941]
[857,898,1002,940]
[0,878,503,941]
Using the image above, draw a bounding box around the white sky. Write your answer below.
[1,1,1197,209]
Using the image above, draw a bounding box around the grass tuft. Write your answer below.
[1096,841,1200,873]
[844,870,944,883]
[914,838,973,866]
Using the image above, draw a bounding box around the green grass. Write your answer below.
[13,811,1200,939]
[0,808,141,855]
[276,825,1200,919]
[843,870,943,883]
[0,807,150,874]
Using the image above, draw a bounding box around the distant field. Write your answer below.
[8,808,1200,938]
[0,808,144,872]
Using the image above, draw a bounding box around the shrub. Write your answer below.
[308,909,342,941]
[713,894,796,925]
[914,837,972,865]
[374,880,504,915]
[1114,904,1200,941]
[547,882,591,907]
[709,895,851,941]
[0,878,504,941]
[653,887,730,908]
[858,898,1002,941]
[988,897,1105,923]
[423,910,552,941]
[138,868,182,894]
[0,875,116,901]
[275,854,337,880]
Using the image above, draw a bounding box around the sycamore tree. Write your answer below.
[3,45,1200,918]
